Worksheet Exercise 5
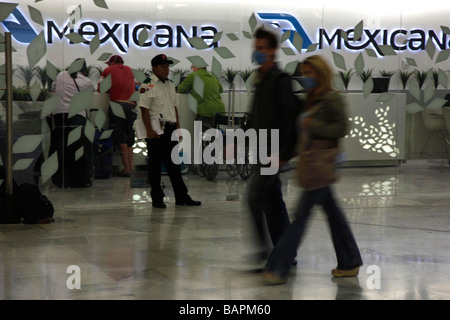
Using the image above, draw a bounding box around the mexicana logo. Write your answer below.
[256,12,312,49]
[1,8,38,43]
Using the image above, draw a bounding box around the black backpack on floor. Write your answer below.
[16,183,54,224]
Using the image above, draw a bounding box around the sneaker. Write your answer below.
[262,271,286,285]
[331,266,360,278]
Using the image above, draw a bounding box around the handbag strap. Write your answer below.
[73,77,80,92]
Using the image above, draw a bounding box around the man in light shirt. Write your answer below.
[139,54,201,208]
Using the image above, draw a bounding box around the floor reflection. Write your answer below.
[0,160,449,300]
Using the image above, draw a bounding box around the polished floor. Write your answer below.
[0,159,449,300]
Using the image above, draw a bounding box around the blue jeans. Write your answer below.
[247,170,290,259]
[265,186,363,279]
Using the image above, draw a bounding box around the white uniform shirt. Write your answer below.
[138,73,177,123]
[54,71,94,116]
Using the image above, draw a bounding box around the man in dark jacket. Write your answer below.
[247,27,301,268]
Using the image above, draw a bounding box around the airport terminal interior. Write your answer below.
[0,158,449,300]
[1,0,450,302]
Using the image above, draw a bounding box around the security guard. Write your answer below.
[139,54,201,208]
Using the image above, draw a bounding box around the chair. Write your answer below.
[420,108,447,156]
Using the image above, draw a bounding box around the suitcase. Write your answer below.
[50,122,94,188]
[93,129,113,179]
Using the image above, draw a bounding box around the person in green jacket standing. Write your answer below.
[177,65,225,129]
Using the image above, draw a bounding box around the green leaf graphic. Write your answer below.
[242,31,252,39]
[188,37,209,50]
[213,31,223,43]
[423,83,434,104]
[214,47,235,59]
[93,108,106,130]
[249,13,257,32]
[291,32,303,53]
[13,135,42,154]
[187,93,198,114]
[99,74,112,93]
[193,74,205,98]
[363,77,373,98]
[68,58,85,75]
[226,33,239,41]
[28,5,44,26]
[41,94,59,119]
[94,0,109,9]
[211,56,222,80]
[69,87,93,118]
[41,152,58,184]
[354,52,365,75]
[75,146,84,161]
[29,81,41,101]
[425,38,436,60]
[68,126,82,147]
[332,51,347,70]
[90,33,100,54]
[65,32,85,44]
[379,45,396,56]
[187,56,208,68]
[405,57,417,67]
[84,119,95,144]
[0,3,17,22]
[353,20,363,41]
[365,48,377,57]
[46,60,59,81]
[427,98,447,110]
[110,101,126,119]
[281,47,295,56]
[27,31,47,68]
[98,52,113,62]
[100,130,113,140]
[306,43,318,53]
[435,49,450,64]
[138,27,149,47]
[13,159,34,171]
[404,102,423,114]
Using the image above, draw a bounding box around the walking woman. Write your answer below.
[263,55,363,285]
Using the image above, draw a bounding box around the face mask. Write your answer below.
[298,76,317,90]
[252,50,267,65]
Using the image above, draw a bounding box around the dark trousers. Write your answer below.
[265,186,363,279]
[247,169,290,258]
[146,123,188,202]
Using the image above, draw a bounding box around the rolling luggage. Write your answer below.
[49,118,94,188]
[93,129,113,179]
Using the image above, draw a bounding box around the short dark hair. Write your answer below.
[254,27,279,49]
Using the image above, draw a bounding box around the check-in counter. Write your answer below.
[175,91,407,167]
[90,91,450,169]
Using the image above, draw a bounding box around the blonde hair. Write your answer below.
[301,55,335,98]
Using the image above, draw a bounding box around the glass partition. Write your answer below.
[1,0,449,213]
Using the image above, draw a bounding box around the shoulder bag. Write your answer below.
[296,103,340,190]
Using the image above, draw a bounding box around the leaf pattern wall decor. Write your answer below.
[2,2,450,185]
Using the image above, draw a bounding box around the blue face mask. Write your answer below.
[252,50,267,65]
[298,76,317,90]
